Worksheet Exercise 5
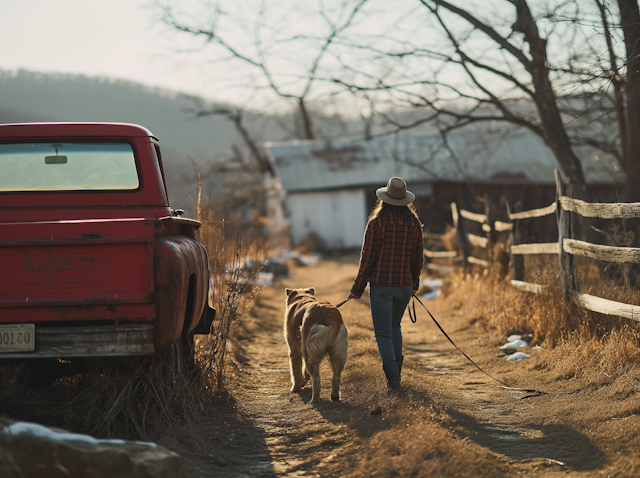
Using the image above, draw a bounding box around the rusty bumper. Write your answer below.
[0,324,154,359]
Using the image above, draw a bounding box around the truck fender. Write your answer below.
[154,235,208,351]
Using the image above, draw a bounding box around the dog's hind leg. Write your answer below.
[289,351,304,392]
[329,325,348,402]
[306,361,321,403]
[329,356,344,402]
[302,363,310,387]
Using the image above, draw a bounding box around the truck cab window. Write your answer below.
[0,142,139,192]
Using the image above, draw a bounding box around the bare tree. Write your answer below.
[618,0,640,201]
[328,0,633,200]
[160,0,640,200]
[159,0,369,140]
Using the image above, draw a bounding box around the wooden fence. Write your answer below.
[423,232,458,274]
[430,169,640,322]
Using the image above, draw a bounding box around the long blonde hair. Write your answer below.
[368,199,421,224]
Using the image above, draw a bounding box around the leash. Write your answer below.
[336,297,351,308]
[409,295,512,388]
[410,295,564,399]
[336,293,569,399]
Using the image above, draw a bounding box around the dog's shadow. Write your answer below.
[292,389,383,440]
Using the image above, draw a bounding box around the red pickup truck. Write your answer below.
[0,123,214,385]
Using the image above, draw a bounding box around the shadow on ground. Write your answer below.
[448,408,607,471]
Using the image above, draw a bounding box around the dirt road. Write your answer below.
[177,254,639,477]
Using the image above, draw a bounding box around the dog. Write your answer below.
[284,287,348,403]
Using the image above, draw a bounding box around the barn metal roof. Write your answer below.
[264,130,622,192]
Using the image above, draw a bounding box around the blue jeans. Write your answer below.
[368,285,413,365]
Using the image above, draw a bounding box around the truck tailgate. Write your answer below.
[0,218,156,322]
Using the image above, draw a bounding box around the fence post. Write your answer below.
[422,232,431,271]
[484,194,496,265]
[555,170,577,295]
[506,202,523,281]
[451,202,468,272]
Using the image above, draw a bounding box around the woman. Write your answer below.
[349,177,424,392]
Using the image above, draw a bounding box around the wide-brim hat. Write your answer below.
[376,177,415,206]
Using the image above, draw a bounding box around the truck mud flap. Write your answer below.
[193,304,216,335]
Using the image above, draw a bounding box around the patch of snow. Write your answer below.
[254,272,274,287]
[422,278,443,288]
[279,250,319,266]
[507,334,522,342]
[420,289,442,300]
[3,422,157,447]
[499,339,528,350]
[420,277,443,300]
[507,352,530,361]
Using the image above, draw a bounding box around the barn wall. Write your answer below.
[286,189,367,249]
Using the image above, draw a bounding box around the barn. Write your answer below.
[264,130,622,250]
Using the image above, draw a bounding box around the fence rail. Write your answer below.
[499,169,640,322]
[451,201,493,269]
[511,243,558,255]
[444,169,640,322]
[569,290,640,322]
[559,197,640,219]
[508,202,557,220]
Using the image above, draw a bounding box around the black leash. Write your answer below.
[337,294,569,399]
[336,297,351,308]
[410,295,568,399]
[409,295,513,389]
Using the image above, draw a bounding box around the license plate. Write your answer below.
[0,324,35,352]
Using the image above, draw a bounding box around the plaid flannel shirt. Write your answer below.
[350,209,424,299]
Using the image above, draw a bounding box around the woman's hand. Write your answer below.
[348,292,359,300]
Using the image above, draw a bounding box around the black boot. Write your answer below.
[396,355,404,383]
[382,360,400,392]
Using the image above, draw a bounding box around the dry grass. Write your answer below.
[197,212,268,392]
[310,302,511,478]
[437,261,640,396]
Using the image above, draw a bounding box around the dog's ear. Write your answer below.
[305,287,315,296]
[285,288,295,297]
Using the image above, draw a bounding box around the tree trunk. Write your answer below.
[512,0,590,201]
[298,98,315,140]
[596,0,628,172]
[618,0,640,201]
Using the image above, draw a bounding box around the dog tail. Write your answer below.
[305,322,348,365]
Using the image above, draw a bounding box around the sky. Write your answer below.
[0,0,212,98]
[1,0,596,114]
[0,0,453,109]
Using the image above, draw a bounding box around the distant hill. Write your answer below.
[0,69,244,211]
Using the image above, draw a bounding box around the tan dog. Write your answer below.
[284,288,348,403]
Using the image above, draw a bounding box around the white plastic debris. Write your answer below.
[499,339,528,350]
[507,352,530,361]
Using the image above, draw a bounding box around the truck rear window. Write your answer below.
[0,142,139,192]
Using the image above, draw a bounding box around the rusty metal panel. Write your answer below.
[0,218,155,321]
[154,235,208,351]
[0,304,155,323]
